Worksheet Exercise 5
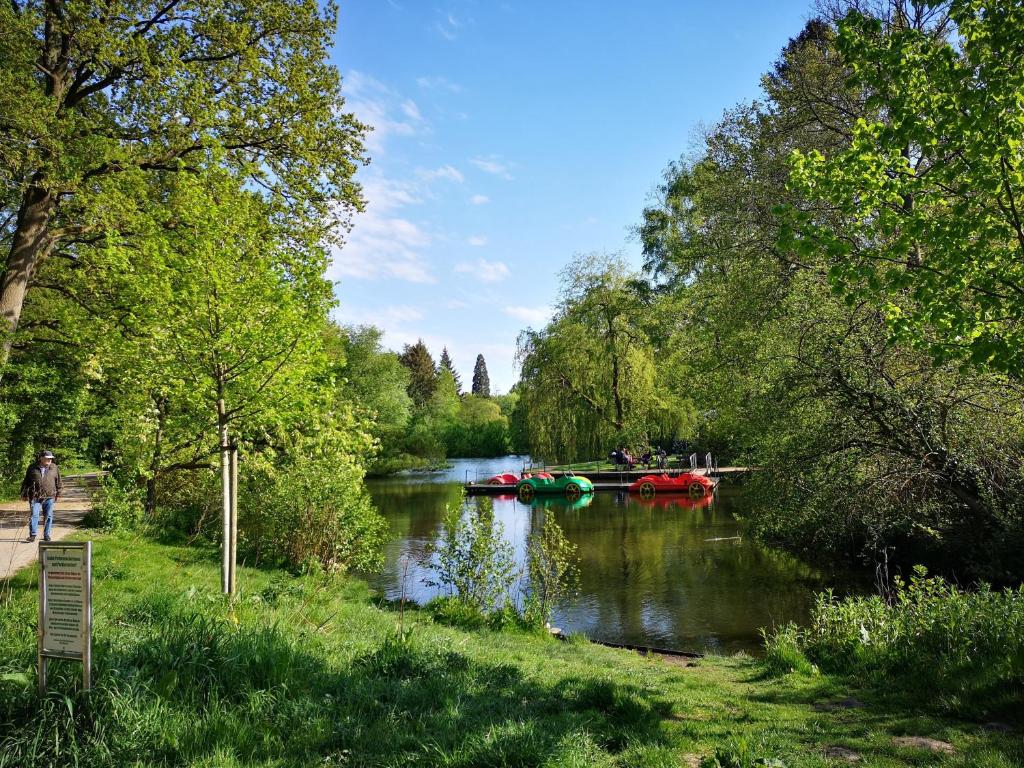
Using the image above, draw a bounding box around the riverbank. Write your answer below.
[1,533,1019,767]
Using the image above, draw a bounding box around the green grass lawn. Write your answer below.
[1,532,1020,767]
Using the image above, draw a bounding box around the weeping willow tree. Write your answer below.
[515,253,692,463]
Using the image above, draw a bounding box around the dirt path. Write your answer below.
[0,473,101,580]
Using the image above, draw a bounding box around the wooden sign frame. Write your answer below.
[38,541,92,695]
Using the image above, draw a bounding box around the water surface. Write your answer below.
[364,457,838,654]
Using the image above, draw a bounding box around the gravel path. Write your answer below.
[0,473,100,580]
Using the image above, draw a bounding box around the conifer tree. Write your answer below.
[471,354,491,397]
[439,347,462,394]
[399,340,438,406]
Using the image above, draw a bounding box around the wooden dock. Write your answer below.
[464,471,724,496]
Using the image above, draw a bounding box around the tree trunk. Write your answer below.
[1,182,56,369]
[144,396,168,518]
[606,316,624,431]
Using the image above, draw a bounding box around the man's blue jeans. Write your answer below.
[29,497,55,538]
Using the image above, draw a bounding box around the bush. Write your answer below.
[87,476,145,531]
[423,500,517,614]
[523,514,580,628]
[775,567,1024,713]
[240,448,387,573]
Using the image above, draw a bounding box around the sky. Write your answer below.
[329,0,814,393]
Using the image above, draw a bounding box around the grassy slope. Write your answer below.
[0,533,1020,768]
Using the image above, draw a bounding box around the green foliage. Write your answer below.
[239,418,387,573]
[516,252,692,462]
[525,514,581,627]
[471,353,491,397]
[424,501,517,614]
[701,738,786,768]
[330,324,415,472]
[622,10,1024,583]
[758,624,813,677]
[439,347,462,394]
[399,339,438,407]
[87,476,145,532]
[781,568,1024,715]
[787,3,1024,379]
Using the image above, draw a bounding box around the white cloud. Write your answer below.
[331,202,436,284]
[467,235,488,247]
[503,305,552,326]
[343,71,424,155]
[418,164,464,183]
[416,76,462,93]
[470,155,514,180]
[400,99,422,121]
[362,176,422,213]
[455,258,511,283]
[470,194,490,205]
[434,12,462,40]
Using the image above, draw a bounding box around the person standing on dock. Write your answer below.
[21,450,62,543]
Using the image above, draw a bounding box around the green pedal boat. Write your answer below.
[516,473,595,501]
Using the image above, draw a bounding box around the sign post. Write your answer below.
[38,541,92,695]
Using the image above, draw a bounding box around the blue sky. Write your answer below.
[329,1,813,393]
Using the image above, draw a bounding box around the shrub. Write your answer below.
[775,567,1024,713]
[240,448,387,572]
[88,476,145,531]
[523,514,580,628]
[423,500,517,614]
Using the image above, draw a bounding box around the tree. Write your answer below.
[399,340,437,406]
[0,0,366,369]
[439,347,462,394]
[516,253,688,462]
[471,354,491,397]
[632,8,1024,580]
[786,2,1024,378]
[329,324,413,467]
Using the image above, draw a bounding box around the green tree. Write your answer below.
[330,324,413,470]
[516,253,688,462]
[471,354,490,397]
[399,339,438,407]
[786,2,1024,377]
[0,0,365,368]
[635,10,1024,579]
[439,347,462,394]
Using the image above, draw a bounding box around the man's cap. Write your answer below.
[39,450,55,459]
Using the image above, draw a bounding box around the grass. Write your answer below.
[1,533,1021,767]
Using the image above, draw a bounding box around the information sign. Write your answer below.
[38,541,92,694]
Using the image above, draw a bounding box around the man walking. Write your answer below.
[21,450,62,543]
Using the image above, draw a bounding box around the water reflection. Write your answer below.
[364,458,839,654]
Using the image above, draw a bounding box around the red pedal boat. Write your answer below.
[628,472,715,498]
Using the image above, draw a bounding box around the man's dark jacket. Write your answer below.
[21,463,62,500]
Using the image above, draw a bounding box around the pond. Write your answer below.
[363,456,848,654]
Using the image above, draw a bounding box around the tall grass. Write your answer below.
[763,567,1024,715]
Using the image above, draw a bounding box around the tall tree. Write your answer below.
[471,354,491,397]
[439,347,462,394]
[516,253,687,462]
[399,340,437,406]
[786,2,1024,377]
[0,0,366,369]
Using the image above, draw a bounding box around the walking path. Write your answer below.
[0,473,101,580]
